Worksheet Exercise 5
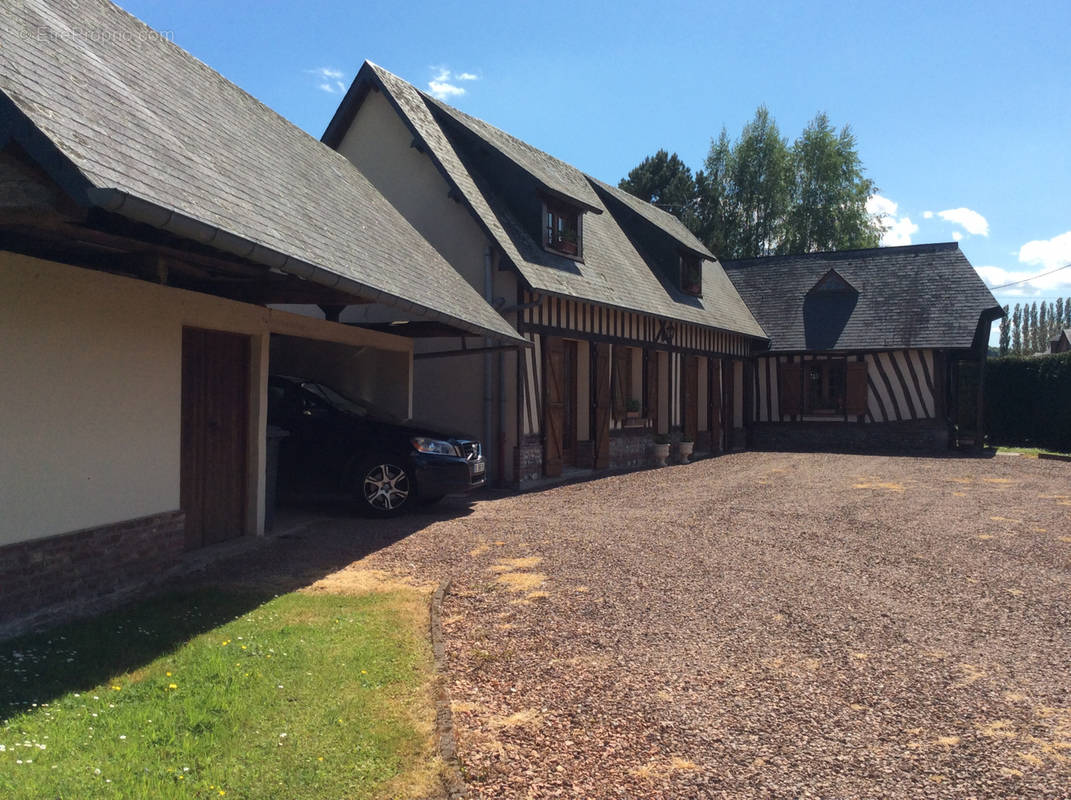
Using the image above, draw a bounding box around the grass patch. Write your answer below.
[992,445,1071,458]
[0,587,439,799]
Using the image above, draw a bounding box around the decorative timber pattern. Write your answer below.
[518,292,752,357]
[754,350,938,424]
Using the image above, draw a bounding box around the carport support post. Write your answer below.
[483,247,494,481]
[975,354,986,451]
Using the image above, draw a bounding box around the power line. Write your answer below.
[989,262,1071,290]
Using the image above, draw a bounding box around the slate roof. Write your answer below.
[723,243,1003,352]
[0,0,523,343]
[335,63,765,341]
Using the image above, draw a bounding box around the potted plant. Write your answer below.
[652,433,671,467]
[626,398,641,418]
[677,435,694,464]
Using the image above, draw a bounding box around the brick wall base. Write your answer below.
[0,510,185,637]
[750,420,950,453]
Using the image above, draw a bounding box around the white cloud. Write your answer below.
[426,66,478,100]
[308,66,347,94]
[923,210,934,219]
[952,231,963,242]
[1019,230,1071,271]
[866,194,918,247]
[935,207,989,237]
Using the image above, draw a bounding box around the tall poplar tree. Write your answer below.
[1030,302,1040,351]
[998,306,1010,355]
[1057,297,1066,331]
[1012,303,1022,354]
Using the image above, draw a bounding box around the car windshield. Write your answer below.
[300,381,401,423]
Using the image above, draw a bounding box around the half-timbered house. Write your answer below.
[322,63,768,485]
[724,244,1003,451]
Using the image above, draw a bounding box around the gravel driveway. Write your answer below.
[351,452,1067,798]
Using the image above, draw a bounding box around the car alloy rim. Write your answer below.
[363,464,410,510]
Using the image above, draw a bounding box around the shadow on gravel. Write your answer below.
[0,496,476,715]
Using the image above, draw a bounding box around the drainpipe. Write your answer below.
[483,247,494,480]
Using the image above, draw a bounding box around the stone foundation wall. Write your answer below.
[750,420,950,453]
[0,510,185,636]
[609,429,653,470]
[513,436,543,485]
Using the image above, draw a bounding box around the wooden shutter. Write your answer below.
[683,355,699,442]
[779,362,802,417]
[542,336,564,477]
[645,347,658,429]
[612,345,628,419]
[845,361,869,416]
[709,360,722,451]
[593,342,611,469]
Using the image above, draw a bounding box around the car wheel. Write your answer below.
[356,460,413,516]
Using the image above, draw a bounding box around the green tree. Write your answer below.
[1012,303,1022,354]
[1040,301,1049,344]
[618,149,698,224]
[728,106,791,257]
[999,305,1010,355]
[1057,297,1065,331]
[782,113,882,254]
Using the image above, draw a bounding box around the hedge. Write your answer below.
[985,352,1071,451]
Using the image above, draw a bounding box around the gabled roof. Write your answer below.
[422,94,604,214]
[0,0,523,344]
[1051,328,1071,344]
[723,243,1003,352]
[326,62,766,341]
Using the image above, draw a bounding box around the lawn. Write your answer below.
[0,586,440,799]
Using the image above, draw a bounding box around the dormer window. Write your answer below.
[544,198,582,258]
[680,253,702,296]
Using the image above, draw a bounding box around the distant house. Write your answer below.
[1051,329,1071,354]
[0,0,522,633]
[321,63,767,484]
[723,244,1003,451]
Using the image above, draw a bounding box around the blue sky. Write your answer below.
[120,0,1070,336]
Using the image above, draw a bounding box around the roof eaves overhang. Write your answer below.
[86,187,528,346]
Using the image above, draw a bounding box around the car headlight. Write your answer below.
[410,437,459,456]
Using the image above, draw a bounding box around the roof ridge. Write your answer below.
[722,241,960,268]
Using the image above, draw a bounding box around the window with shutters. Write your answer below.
[781,358,868,418]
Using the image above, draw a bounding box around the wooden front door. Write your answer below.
[181,327,250,549]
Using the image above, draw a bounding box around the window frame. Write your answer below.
[680,252,703,297]
[542,197,583,260]
[802,358,847,416]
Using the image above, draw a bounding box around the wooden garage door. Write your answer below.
[181,327,250,549]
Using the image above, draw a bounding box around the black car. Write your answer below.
[268,375,486,515]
